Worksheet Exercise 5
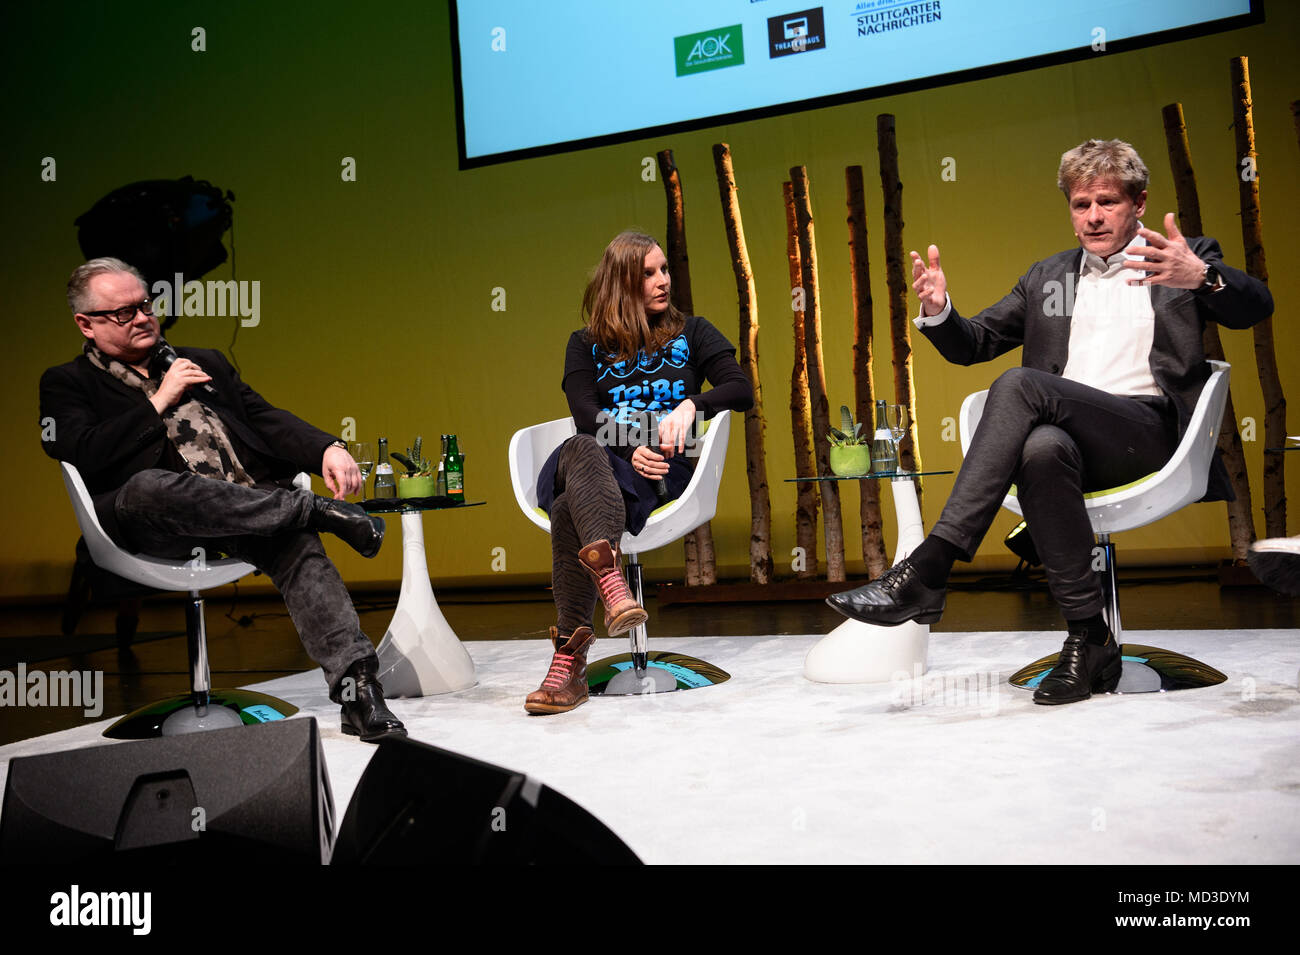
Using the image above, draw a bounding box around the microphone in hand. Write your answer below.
[151,337,218,397]
[647,444,670,503]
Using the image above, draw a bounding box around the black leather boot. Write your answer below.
[339,656,407,742]
[307,497,385,558]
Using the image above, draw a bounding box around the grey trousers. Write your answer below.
[932,368,1179,618]
[113,469,375,701]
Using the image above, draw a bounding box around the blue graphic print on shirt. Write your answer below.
[592,333,692,424]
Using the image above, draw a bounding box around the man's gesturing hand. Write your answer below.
[148,358,212,414]
[1121,213,1209,289]
[910,244,947,316]
[322,444,361,500]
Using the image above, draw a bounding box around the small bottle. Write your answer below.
[374,437,397,498]
[436,434,448,496]
[444,434,464,500]
[870,399,896,475]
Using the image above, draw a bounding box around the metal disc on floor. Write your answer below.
[1008,644,1228,694]
[102,689,298,739]
[588,651,731,696]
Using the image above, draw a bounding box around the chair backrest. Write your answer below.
[622,411,730,556]
[59,461,254,593]
[507,417,578,534]
[956,361,1231,534]
[505,412,732,557]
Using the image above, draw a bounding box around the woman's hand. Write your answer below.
[630,444,668,481]
[656,398,697,458]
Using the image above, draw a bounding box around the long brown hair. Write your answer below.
[581,231,685,363]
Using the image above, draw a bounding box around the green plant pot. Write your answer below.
[829,445,871,478]
[398,474,437,498]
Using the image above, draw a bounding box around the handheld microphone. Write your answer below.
[152,337,219,397]
[647,443,670,503]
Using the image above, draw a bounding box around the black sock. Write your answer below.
[907,535,963,589]
[1067,613,1111,646]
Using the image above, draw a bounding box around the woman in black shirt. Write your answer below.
[526,231,753,715]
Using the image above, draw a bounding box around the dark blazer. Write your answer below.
[40,346,337,544]
[919,235,1273,500]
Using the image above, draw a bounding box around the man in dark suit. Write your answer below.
[41,257,406,740]
[828,139,1273,704]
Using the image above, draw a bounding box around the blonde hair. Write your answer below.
[581,231,684,363]
[1057,139,1149,200]
[67,257,146,313]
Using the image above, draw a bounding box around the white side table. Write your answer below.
[801,471,949,684]
[370,502,480,697]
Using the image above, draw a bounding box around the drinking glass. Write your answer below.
[885,405,908,471]
[348,441,374,495]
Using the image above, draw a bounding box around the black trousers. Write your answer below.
[932,367,1179,618]
[113,470,376,701]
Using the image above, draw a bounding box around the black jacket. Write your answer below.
[919,235,1273,500]
[40,346,336,544]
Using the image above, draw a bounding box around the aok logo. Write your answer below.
[674,24,745,75]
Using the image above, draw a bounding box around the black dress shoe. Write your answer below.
[339,657,407,742]
[308,497,385,558]
[824,558,945,626]
[1032,633,1122,705]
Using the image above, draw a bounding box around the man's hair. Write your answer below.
[581,230,685,363]
[67,257,147,314]
[1057,139,1149,201]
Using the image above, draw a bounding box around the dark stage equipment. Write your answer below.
[74,176,234,328]
[0,719,333,864]
[332,735,641,865]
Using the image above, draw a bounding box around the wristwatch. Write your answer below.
[1200,261,1224,292]
[327,439,348,452]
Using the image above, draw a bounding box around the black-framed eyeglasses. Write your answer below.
[82,299,155,325]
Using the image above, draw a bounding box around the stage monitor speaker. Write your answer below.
[331,736,640,865]
[0,718,333,864]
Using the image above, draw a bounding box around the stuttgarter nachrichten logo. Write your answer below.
[674,24,745,76]
[768,8,826,57]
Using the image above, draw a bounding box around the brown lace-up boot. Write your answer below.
[525,626,596,715]
[577,539,647,635]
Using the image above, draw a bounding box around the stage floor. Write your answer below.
[1,629,1297,864]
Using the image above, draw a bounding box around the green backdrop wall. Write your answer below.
[4,1,1297,601]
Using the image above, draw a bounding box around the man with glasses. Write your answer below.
[40,257,406,741]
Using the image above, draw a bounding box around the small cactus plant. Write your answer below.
[827,405,867,447]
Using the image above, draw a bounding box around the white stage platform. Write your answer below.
[1,630,1297,865]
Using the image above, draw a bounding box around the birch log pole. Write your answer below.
[713,143,773,583]
[877,114,923,503]
[846,165,888,578]
[657,148,716,584]
[784,181,821,579]
[1161,102,1257,559]
[791,166,846,581]
[1229,58,1287,538]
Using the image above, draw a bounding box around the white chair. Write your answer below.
[60,462,304,737]
[507,413,732,693]
[958,361,1232,643]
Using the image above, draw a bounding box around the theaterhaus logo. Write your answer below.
[674,24,745,76]
[768,8,826,57]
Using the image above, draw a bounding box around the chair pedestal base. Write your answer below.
[587,651,731,696]
[1009,644,1227,694]
[103,689,299,739]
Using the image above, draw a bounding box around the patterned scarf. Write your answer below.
[85,343,254,486]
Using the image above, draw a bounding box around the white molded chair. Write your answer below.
[958,361,1232,641]
[508,413,731,690]
[60,462,306,737]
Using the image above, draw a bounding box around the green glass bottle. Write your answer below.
[445,434,464,500]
